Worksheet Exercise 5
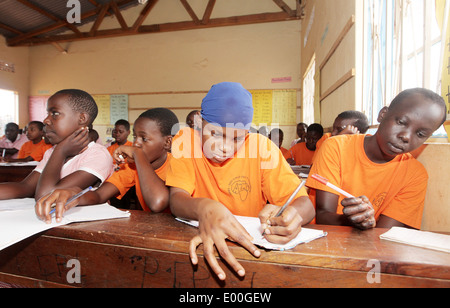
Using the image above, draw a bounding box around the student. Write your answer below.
[107,119,132,157]
[6,121,50,162]
[268,128,290,160]
[290,122,308,147]
[185,110,201,130]
[166,82,315,281]
[315,110,369,152]
[0,122,29,159]
[0,89,113,207]
[286,123,323,165]
[306,88,447,230]
[36,108,179,221]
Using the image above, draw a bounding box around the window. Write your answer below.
[363,0,446,125]
[0,89,18,135]
[303,56,316,124]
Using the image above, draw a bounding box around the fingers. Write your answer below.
[35,189,78,224]
[263,207,303,244]
[341,196,376,229]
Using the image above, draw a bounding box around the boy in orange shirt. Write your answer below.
[10,121,50,162]
[36,108,179,217]
[287,123,323,165]
[107,119,132,157]
[306,88,447,230]
[268,128,290,160]
[166,82,315,281]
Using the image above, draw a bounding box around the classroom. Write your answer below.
[0,0,449,290]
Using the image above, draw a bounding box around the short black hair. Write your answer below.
[138,108,179,136]
[51,89,98,125]
[336,110,370,133]
[389,88,447,125]
[28,121,44,131]
[307,123,324,137]
[115,119,130,131]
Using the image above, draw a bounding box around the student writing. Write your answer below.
[0,89,113,205]
[166,82,315,281]
[306,88,447,230]
[286,123,323,165]
[35,108,179,222]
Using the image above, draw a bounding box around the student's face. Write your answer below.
[297,124,307,139]
[43,94,85,145]
[376,96,445,159]
[305,131,322,151]
[201,120,248,164]
[269,132,283,148]
[4,124,19,142]
[133,118,170,163]
[331,118,358,136]
[113,124,130,144]
[26,123,44,142]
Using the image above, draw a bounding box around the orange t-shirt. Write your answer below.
[280,147,290,160]
[306,134,428,229]
[107,140,133,157]
[106,153,171,212]
[166,127,308,217]
[288,142,315,166]
[17,139,51,161]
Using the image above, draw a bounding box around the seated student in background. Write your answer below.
[315,110,369,152]
[107,119,132,157]
[0,89,113,212]
[2,121,50,162]
[306,88,447,230]
[286,123,323,165]
[290,122,308,147]
[0,122,29,159]
[268,128,290,160]
[185,110,201,130]
[36,108,179,220]
[166,82,315,281]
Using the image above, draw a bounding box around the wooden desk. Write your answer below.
[0,164,36,182]
[0,211,449,288]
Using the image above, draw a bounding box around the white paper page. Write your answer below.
[0,198,36,212]
[0,200,130,251]
[380,227,450,253]
[176,215,326,251]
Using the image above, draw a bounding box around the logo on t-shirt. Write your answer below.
[372,192,387,211]
[228,176,251,202]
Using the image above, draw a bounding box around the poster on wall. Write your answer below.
[250,89,297,126]
[110,94,128,124]
[93,95,111,125]
[29,96,49,122]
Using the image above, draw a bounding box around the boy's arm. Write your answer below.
[0,171,40,200]
[170,187,261,281]
[118,146,169,213]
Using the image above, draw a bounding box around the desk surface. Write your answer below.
[0,164,36,182]
[0,210,449,288]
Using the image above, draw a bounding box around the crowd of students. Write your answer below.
[0,83,447,281]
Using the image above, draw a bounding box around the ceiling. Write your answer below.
[0,0,303,48]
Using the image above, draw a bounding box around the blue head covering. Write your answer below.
[201,82,253,129]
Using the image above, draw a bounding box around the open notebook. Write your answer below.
[176,215,326,251]
[0,198,130,251]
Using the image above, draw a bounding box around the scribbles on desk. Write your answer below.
[0,199,130,251]
[380,227,450,253]
[175,215,326,251]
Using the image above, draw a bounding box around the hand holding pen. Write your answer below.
[35,186,92,224]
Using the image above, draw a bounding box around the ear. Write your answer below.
[78,112,90,127]
[377,107,389,123]
[164,135,173,151]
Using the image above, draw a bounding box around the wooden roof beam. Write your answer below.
[201,0,216,25]
[272,0,295,17]
[131,0,158,32]
[179,0,200,25]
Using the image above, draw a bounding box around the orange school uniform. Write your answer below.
[166,128,308,217]
[106,153,172,212]
[306,134,428,229]
[288,142,315,165]
[17,139,50,161]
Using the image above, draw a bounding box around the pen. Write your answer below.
[262,180,306,235]
[2,149,5,158]
[49,186,93,215]
[311,174,355,198]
